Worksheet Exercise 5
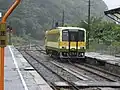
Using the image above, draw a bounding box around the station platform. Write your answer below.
[86,52,120,66]
[5,46,53,90]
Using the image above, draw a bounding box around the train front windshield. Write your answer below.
[62,29,85,42]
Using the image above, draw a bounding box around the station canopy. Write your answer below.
[104,7,120,23]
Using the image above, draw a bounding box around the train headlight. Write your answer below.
[81,53,84,56]
[79,52,84,56]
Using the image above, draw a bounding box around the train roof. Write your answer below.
[57,27,86,31]
[45,27,86,34]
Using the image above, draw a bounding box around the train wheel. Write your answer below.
[56,52,60,59]
[49,50,54,58]
[46,49,49,55]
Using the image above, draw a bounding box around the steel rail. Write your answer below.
[18,50,58,90]
[17,45,120,82]
[84,63,120,78]
[67,59,120,90]
[17,45,120,89]
[50,61,89,81]
[73,63,116,82]
[17,46,79,90]
[67,58,116,82]
[24,45,118,82]
[24,51,80,90]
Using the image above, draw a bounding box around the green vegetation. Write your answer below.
[78,17,120,55]
[11,34,41,46]
[0,0,107,39]
[11,35,27,46]
[1,0,120,55]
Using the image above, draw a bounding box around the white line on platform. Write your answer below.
[8,46,28,90]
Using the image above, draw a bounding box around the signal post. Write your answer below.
[0,0,21,90]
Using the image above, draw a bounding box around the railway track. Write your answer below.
[20,51,59,90]
[20,50,80,90]
[69,62,120,82]
[51,61,115,81]
[50,60,120,90]
[32,45,120,81]
[80,63,120,81]
[36,45,120,81]
[17,45,120,90]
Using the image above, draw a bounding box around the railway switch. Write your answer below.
[0,23,7,47]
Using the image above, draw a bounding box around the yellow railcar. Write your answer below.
[45,27,86,59]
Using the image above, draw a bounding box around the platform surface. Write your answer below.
[86,52,120,65]
[5,46,53,90]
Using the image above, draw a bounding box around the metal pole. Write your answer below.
[52,18,54,28]
[87,0,91,49]
[0,48,4,90]
[62,10,65,26]
[0,0,21,90]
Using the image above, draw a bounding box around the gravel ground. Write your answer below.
[33,49,114,82]
[18,46,120,90]
[83,64,120,81]
[21,51,63,82]
[51,61,113,82]
[28,51,82,82]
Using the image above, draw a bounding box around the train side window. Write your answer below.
[62,30,68,41]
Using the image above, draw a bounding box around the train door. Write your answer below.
[68,31,78,55]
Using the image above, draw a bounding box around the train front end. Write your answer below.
[59,27,86,59]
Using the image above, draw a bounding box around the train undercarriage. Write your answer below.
[46,49,86,62]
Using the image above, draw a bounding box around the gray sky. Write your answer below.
[103,0,120,9]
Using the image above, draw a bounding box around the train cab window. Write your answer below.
[78,30,84,41]
[62,30,68,41]
[62,29,85,41]
[69,32,78,41]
